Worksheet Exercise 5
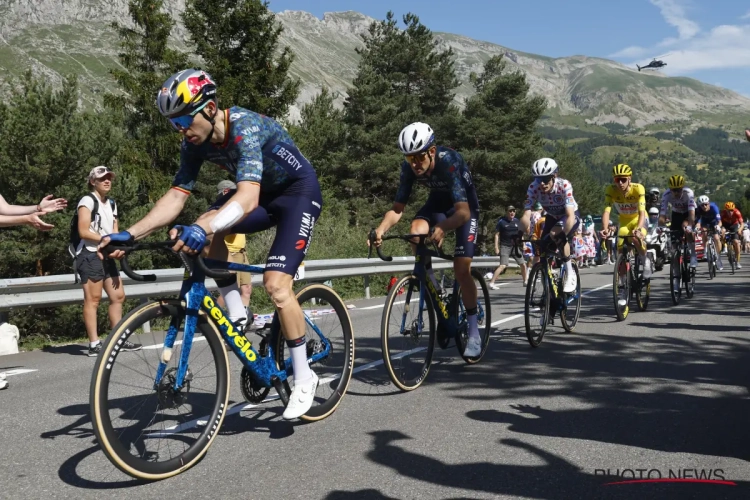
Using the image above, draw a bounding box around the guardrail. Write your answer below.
[0,256,512,312]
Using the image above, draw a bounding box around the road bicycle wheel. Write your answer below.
[670,251,682,305]
[728,242,736,274]
[454,269,492,364]
[561,261,581,332]
[275,284,355,421]
[706,241,716,280]
[381,274,436,391]
[682,248,695,299]
[636,253,652,311]
[525,262,550,348]
[90,299,230,481]
[613,252,630,321]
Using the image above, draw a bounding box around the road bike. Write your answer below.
[666,228,695,305]
[612,234,653,321]
[524,237,581,348]
[368,231,491,391]
[724,231,738,274]
[90,239,354,480]
[701,227,719,280]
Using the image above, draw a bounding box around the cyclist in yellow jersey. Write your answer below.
[600,165,651,305]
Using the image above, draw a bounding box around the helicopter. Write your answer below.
[637,58,667,71]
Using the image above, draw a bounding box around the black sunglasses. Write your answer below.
[536,175,554,184]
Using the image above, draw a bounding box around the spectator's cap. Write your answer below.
[88,166,115,181]
[507,205,516,211]
[533,202,543,210]
[217,180,237,195]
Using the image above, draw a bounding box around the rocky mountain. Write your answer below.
[1,1,749,130]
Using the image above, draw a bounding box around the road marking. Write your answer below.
[142,336,206,350]
[357,300,405,311]
[0,369,38,377]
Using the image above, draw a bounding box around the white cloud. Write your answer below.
[742,9,750,20]
[610,0,750,75]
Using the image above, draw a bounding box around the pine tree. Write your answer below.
[182,0,300,117]
[551,143,602,217]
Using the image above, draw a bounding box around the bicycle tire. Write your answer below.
[684,247,695,298]
[707,241,716,280]
[614,252,630,321]
[525,263,550,348]
[728,244,736,274]
[670,251,682,305]
[636,253,652,311]
[274,284,355,421]
[381,274,436,391]
[90,299,230,481]
[560,262,581,332]
[454,269,492,363]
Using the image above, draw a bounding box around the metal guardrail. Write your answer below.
[0,256,513,311]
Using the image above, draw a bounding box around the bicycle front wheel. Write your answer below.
[454,269,492,363]
[613,253,630,321]
[525,263,550,348]
[670,251,682,305]
[381,275,436,391]
[275,284,355,421]
[707,242,716,280]
[90,299,230,481]
[728,245,736,274]
[636,253,652,311]
[561,262,581,332]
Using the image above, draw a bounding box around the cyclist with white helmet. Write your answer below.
[519,158,580,293]
[658,175,697,268]
[372,122,483,357]
[646,186,661,212]
[694,194,723,271]
[98,68,323,420]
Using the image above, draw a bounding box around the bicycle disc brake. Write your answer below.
[158,367,193,409]
[240,367,270,404]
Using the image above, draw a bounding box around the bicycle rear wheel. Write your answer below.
[525,263,550,348]
[560,262,581,332]
[454,269,492,363]
[90,299,230,481]
[274,284,355,421]
[381,275,436,391]
[613,252,630,321]
[683,248,695,298]
[707,241,716,280]
[669,251,682,305]
[728,244,736,274]
[636,253,652,311]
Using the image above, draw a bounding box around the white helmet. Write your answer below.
[697,195,709,205]
[648,207,659,215]
[649,187,660,195]
[398,122,435,154]
[532,158,558,177]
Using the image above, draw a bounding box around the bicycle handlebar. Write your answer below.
[367,229,452,262]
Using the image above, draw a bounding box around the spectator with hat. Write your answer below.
[488,205,528,289]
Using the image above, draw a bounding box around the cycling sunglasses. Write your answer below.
[670,188,683,194]
[169,102,210,131]
[535,175,554,184]
[614,177,629,184]
[405,151,429,164]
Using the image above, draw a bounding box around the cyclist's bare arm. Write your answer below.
[194,181,259,237]
[373,202,405,246]
[519,209,532,234]
[600,210,611,238]
[436,202,470,232]
[127,188,190,240]
[562,205,576,235]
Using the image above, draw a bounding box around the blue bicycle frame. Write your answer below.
[153,258,331,391]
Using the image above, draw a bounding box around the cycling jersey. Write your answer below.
[695,202,721,227]
[603,183,645,223]
[172,107,317,196]
[524,177,578,219]
[394,146,479,211]
[721,208,743,227]
[659,187,695,215]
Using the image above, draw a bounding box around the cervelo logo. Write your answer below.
[271,144,303,170]
[427,278,449,320]
[202,296,256,362]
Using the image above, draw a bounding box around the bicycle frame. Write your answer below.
[154,258,331,391]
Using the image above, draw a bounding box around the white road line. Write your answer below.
[357,300,405,311]
[0,369,38,377]
[142,336,207,350]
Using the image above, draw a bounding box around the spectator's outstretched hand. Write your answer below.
[38,195,67,214]
[26,213,54,231]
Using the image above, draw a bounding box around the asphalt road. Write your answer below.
[2,262,750,500]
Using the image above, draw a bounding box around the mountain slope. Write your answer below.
[1,2,749,129]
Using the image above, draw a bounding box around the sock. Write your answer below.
[565,259,574,275]
[466,307,480,340]
[90,341,100,348]
[218,283,247,324]
[689,242,697,262]
[287,337,313,383]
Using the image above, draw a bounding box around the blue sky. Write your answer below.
[269,0,750,97]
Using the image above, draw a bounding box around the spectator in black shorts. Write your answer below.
[488,205,527,289]
[75,167,141,356]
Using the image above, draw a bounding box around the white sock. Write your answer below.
[467,313,480,340]
[218,283,247,323]
[289,342,313,383]
[90,341,100,348]
[566,260,574,275]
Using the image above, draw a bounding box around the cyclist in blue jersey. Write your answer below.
[694,195,723,271]
[371,122,483,357]
[98,69,322,419]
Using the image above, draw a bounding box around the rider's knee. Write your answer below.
[264,274,294,309]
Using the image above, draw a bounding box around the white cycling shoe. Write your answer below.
[464,336,482,357]
[563,270,577,293]
[282,371,319,420]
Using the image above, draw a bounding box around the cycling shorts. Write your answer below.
[540,211,581,241]
[616,218,646,250]
[414,198,478,258]
[209,182,322,277]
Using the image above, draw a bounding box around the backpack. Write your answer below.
[68,193,117,282]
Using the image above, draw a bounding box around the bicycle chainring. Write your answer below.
[240,367,270,404]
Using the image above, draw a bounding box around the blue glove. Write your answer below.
[104,231,134,245]
[175,224,208,252]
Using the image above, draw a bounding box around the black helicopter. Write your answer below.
[637,58,667,71]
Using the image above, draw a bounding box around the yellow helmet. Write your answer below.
[724,201,736,211]
[668,175,684,189]
[613,164,632,177]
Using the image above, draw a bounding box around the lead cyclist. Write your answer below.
[97,69,323,420]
